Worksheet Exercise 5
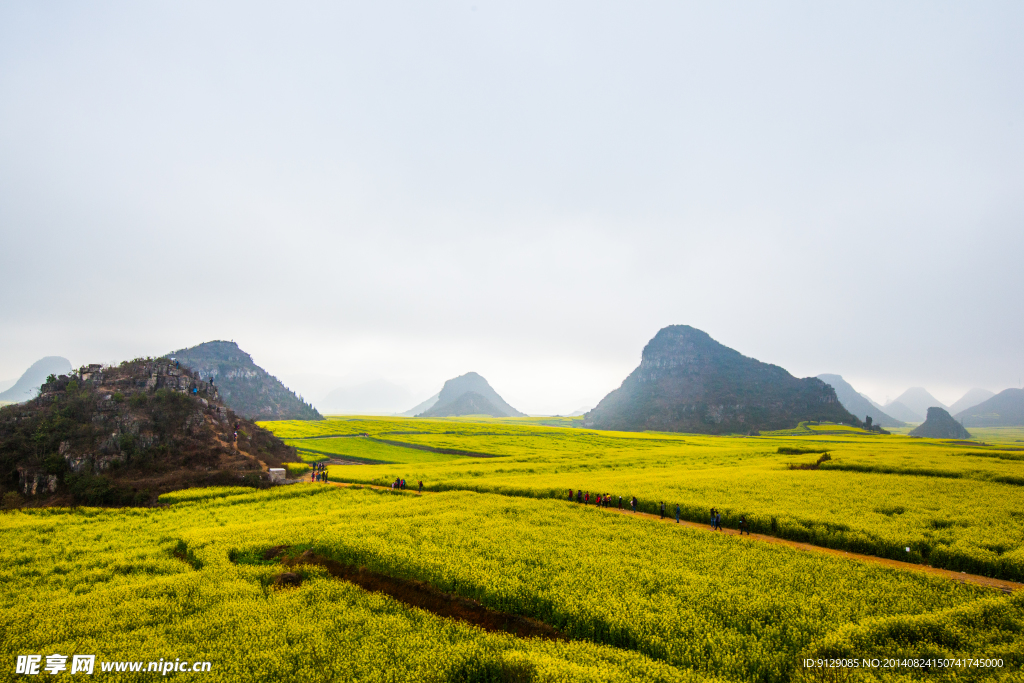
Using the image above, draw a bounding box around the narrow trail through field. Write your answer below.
[321,480,1024,594]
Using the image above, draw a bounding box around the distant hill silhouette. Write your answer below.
[414,372,524,418]
[817,374,905,428]
[880,400,923,424]
[948,388,996,415]
[584,326,859,434]
[910,407,972,439]
[400,393,439,417]
[954,389,1024,427]
[0,357,73,404]
[168,341,321,421]
[884,388,946,423]
[419,391,509,417]
[566,406,593,417]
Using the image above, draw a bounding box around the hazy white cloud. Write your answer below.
[2,1,1022,413]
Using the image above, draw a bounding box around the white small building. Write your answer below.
[268,468,286,482]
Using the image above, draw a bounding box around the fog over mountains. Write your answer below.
[816,375,904,428]
[0,357,72,404]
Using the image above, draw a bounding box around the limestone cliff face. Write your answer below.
[584,325,859,434]
[167,341,322,421]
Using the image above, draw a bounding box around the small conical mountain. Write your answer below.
[817,374,905,428]
[910,407,972,439]
[415,372,524,418]
[0,357,73,404]
[884,387,946,423]
[955,389,1024,427]
[584,326,859,434]
[167,341,322,421]
[949,388,996,415]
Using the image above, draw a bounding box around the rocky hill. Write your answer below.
[817,374,905,428]
[168,341,322,421]
[909,407,972,439]
[419,391,506,418]
[955,389,1024,427]
[584,326,859,434]
[0,356,73,404]
[0,360,300,507]
[415,372,524,418]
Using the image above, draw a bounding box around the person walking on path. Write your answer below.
[715,511,722,531]
[710,508,716,529]
[630,496,637,513]
[577,490,582,503]
[568,489,574,502]
[739,515,750,535]
[660,501,665,519]
[418,480,423,494]
[618,496,623,510]
[675,504,680,523]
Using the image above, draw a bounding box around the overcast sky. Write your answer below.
[1,1,1022,414]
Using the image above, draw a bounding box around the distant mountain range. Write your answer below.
[0,357,73,404]
[413,372,524,418]
[168,341,322,421]
[816,375,905,428]
[948,388,996,415]
[584,326,858,434]
[954,389,1024,427]
[884,387,947,423]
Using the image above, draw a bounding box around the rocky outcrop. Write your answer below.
[167,341,322,421]
[909,407,972,439]
[584,325,860,434]
[0,359,300,505]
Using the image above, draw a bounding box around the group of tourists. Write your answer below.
[709,508,722,530]
[391,479,425,494]
[567,489,641,513]
[658,501,682,523]
[565,489,752,534]
[310,462,328,483]
[568,489,619,508]
[707,508,751,534]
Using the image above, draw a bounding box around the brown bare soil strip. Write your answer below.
[276,547,567,641]
[320,480,1023,593]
